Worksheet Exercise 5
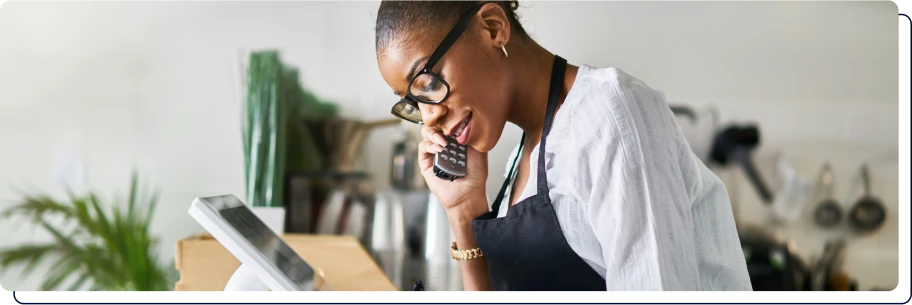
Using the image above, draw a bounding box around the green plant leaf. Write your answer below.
[2,195,73,223]
[0,243,58,276]
[127,171,138,224]
[87,193,117,250]
[39,256,76,291]
[144,188,160,227]
[1,173,174,291]
[66,273,91,291]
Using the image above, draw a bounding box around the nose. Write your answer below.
[417,102,447,129]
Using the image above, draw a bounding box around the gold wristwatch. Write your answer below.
[450,241,483,260]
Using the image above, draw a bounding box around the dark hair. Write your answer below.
[375,1,529,53]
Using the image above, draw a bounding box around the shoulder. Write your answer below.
[577,66,651,93]
[569,66,662,115]
[554,66,666,144]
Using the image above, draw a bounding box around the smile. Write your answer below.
[451,113,473,145]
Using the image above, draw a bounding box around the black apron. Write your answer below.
[471,55,607,291]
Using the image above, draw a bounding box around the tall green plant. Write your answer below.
[242,50,337,207]
[0,173,174,291]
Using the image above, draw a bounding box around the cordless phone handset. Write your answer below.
[432,135,468,181]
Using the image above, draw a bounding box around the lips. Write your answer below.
[453,113,472,145]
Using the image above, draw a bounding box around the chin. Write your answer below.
[469,135,497,153]
[470,122,506,153]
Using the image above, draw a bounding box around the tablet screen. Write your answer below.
[215,203,315,289]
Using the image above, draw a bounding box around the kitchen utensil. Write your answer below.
[849,164,886,233]
[391,123,426,190]
[670,105,719,165]
[342,199,368,240]
[770,155,812,223]
[347,119,399,167]
[333,179,374,241]
[669,105,697,122]
[323,118,399,172]
[285,176,314,233]
[812,163,842,228]
[739,226,810,291]
[315,189,347,234]
[411,280,425,291]
[710,124,774,204]
[810,239,856,291]
[284,171,370,234]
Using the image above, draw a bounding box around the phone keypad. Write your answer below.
[433,136,468,181]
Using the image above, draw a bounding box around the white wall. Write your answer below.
[0,1,898,291]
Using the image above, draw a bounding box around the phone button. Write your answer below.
[458,153,465,159]
[440,155,448,161]
[458,146,466,151]
[457,161,465,167]
[449,150,457,155]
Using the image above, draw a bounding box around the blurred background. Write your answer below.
[0,1,899,292]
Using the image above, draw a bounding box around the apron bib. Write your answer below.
[471,55,606,291]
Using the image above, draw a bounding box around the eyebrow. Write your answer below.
[393,56,429,96]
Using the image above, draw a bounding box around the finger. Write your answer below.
[420,126,433,140]
[432,132,448,147]
[418,140,444,171]
[418,140,443,154]
[421,126,448,146]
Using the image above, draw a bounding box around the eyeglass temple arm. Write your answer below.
[424,2,493,69]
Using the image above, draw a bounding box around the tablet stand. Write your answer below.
[224,264,270,291]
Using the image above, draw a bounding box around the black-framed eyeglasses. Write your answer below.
[391,2,493,125]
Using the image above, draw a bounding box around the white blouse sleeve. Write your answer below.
[568,71,702,290]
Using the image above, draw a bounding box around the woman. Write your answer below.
[375,1,752,291]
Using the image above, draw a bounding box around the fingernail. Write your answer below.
[435,134,447,146]
[433,144,445,153]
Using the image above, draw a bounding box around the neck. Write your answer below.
[505,39,576,140]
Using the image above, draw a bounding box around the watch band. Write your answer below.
[450,241,483,260]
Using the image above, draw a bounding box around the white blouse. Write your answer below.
[497,65,752,291]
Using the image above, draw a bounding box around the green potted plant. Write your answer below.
[0,173,174,290]
[242,50,337,233]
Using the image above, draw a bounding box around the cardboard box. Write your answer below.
[174,234,396,291]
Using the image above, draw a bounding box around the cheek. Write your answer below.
[470,97,510,152]
[468,114,505,153]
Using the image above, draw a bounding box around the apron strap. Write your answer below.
[489,55,566,214]
[491,133,525,215]
[537,55,567,195]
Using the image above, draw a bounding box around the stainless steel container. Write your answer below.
[423,193,463,291]
[370,190,406,289]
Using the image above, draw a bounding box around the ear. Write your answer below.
[476,3,511,49]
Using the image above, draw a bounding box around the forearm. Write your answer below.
[446,195,493,291]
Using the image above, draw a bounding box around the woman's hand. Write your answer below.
[417,126,494,291]
[418,126,490,219]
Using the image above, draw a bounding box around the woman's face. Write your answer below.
[377,24,511,153]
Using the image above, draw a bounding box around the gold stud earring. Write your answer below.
[500,42,508,58]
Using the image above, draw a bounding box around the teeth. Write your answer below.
[455,120,467,137]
